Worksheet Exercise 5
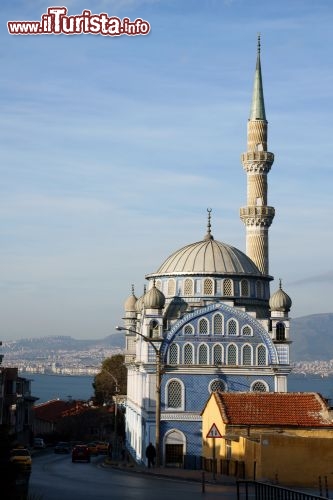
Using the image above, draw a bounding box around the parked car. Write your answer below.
[33,438,46,449]
[95,441,108,454]
[86,442,98,455]
[54,442,71,454]
[70,440,84,447]
[72,444,90,463]
[10,448,32,470]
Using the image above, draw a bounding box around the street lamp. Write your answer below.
[100,370,119,457]
[115,325,162,467]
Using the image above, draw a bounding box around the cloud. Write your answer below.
[290,272,333,287]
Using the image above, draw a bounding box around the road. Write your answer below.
[29,451,239,500]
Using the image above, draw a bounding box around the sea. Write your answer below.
[21,372,95,404]
[22,371,333,405]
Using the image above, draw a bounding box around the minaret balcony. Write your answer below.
[241,151,274,173]
[240,206,275,226]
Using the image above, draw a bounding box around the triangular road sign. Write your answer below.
[206,423,223,438]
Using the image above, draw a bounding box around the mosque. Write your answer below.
[119,37,292,467]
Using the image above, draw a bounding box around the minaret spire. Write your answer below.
[249,34,266,121]
[240,36,275,275]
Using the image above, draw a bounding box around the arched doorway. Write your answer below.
[164,429,186,467]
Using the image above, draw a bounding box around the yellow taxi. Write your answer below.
[95,441,108,454]
[10,448,32,470]
[86,442,99,455]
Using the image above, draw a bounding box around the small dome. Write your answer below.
[144,282,166,309]
[269,281,292,312]
[135,286,147,313]
[135,294,145,313]
[124,291,137,312]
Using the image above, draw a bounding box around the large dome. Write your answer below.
[152,237,261,276]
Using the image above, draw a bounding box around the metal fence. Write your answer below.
[200,456,245,477]
[236,480,330,500]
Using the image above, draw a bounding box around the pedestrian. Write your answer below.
[107,441,112,459]
[145,442,156,468]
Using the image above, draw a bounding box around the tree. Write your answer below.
[93,354,127,405]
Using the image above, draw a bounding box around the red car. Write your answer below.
[72,444,90,463]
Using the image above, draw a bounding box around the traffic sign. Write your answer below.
[206,423,223,438]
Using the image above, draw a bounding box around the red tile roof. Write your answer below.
[33,399,86,422]
[213,392,333,427]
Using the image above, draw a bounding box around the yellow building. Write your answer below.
[202,392,333,487]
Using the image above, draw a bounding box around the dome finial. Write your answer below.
[131,283,135,295]
[204,208,214,240]
[279,278,282,289]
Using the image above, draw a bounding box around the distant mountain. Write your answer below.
[291,313,333,362]
[2,333,125,353]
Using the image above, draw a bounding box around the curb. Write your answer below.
[102,459,237,486]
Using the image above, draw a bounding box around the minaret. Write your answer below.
[240,35,275,275]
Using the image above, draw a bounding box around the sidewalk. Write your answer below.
[103,456,237,486]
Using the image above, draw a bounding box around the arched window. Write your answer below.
[203,278,214,295]
[257,345,267,365]
[210,379,226,393]
[276,323,286,341]
[223,279,233,296]
[242,345,252,366]
[184,344,194,364]
[169,343,179,365]
[251,381,268,392]
[167,380,182,408]
[155,279,162,291]
[198,344,209,364]
[227,344,237,365]
[240,279,249,297]
[227,319,238,336]
[184,278,194,296]
[256,280,263,298]
[213,313,223,335]
[167,279,176,296]
[198,318,209,335]
[242,325,252,336]
[183,324,194,336]
[149,320,159,339]
[213,344,223,365]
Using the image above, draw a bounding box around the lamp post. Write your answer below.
[115,325,162,467]
[101,370,119,457]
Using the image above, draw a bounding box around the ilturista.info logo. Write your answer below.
[7,6,151,36]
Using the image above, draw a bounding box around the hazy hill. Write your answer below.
[2,333,125,353]
[291,313,333,361]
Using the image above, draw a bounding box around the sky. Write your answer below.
[0,0,332,341]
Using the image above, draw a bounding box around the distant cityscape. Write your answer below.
[292,360,333,377]
[1,335,333,377]
[1,335,124,376]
